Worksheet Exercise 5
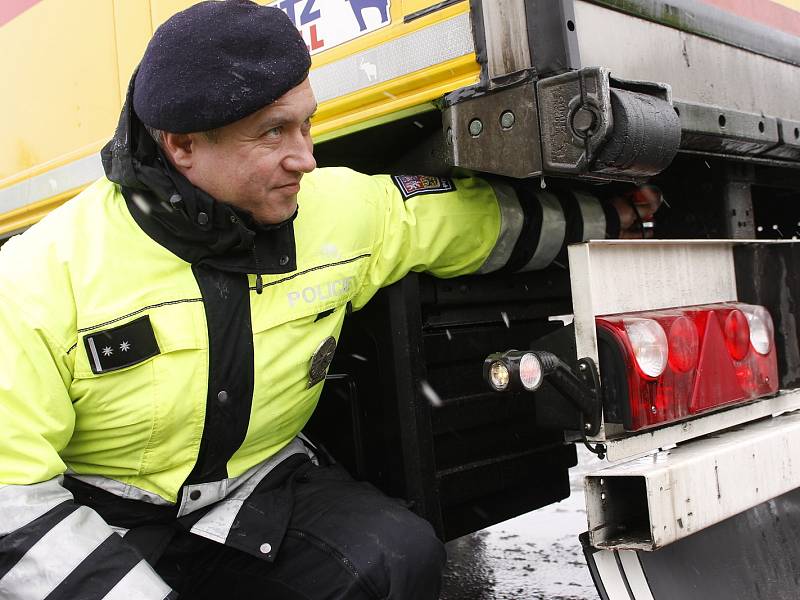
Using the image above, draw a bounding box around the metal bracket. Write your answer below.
[764,118,800,161]
[531,351,604,436]
[537,67,681,179]
[540,354,603,437]
[525,0,581,77]
[531,351,604,438]
[442,66,680,181]
[537,67,614,175]
[442,81,543,178]
[675,100,781,156]
[720,163,756,239]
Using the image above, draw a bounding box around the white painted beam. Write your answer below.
[585,409,800,550]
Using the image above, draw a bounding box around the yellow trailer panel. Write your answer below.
[0,0,478,236]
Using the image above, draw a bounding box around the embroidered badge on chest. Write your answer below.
[82,315,161,375]
[391,175,454,200]
[308,336,337,388]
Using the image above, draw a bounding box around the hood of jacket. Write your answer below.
[101,72,297,275]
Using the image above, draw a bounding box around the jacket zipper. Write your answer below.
[253,249,264,294]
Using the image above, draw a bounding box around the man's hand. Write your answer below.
[612,185,664,239]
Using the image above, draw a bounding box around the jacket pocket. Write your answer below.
[65,301,207,477]
[250,252,369,334]
[72,300,206,379]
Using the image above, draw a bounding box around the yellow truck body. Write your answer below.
[0,0,479,236]
[4,0,800,238]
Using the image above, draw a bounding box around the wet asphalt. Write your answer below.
[440,448,603,600]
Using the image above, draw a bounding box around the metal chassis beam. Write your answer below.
[585,405,800,550]
[468,0,581,84]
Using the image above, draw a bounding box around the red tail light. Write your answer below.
[597,303,779,432]
[667,316,699,373]
[723,309,750,360]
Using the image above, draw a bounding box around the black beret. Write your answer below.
[133,0,311,133]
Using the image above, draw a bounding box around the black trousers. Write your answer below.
[154,459,446,599]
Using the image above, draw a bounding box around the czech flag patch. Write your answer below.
[391,175,454,200]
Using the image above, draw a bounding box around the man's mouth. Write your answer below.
[278,179,302,194]
[281,184,301,195]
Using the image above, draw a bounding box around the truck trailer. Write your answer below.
[3,1,800,598]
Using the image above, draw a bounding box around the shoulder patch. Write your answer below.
[83,315,160,375]
[391,175,454,200]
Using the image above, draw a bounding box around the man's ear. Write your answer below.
[161,132,195,169]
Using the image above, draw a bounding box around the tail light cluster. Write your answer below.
[597,303,778,432]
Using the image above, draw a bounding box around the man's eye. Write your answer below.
[264,126,282,138]
[302,119,313,134]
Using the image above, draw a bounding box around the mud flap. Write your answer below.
[581,485,800,599]
[581,533,652,600]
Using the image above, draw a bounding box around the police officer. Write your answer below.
[0,2,656,599]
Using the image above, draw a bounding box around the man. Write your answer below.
[0,2,656,599]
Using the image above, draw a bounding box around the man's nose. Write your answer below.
[285,133,317,174]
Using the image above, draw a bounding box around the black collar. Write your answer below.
[121,185,298,275]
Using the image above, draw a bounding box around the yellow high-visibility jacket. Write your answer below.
[1,169,506,493]
[0,166,609,597]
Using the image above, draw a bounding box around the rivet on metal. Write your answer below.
[468,119,484,137]
[500,111,515,129]
[572,107,597,137]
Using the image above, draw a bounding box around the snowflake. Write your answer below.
[102,346,113,357]
[119,340,131,352]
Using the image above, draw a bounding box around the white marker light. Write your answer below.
[519,353,544,391]
[489,361,511,391]
[624,318,668,379]
[742,305,774,355]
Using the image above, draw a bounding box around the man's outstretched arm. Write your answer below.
[334,170,650,308]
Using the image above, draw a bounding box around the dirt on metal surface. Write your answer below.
[441,448,603,600]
